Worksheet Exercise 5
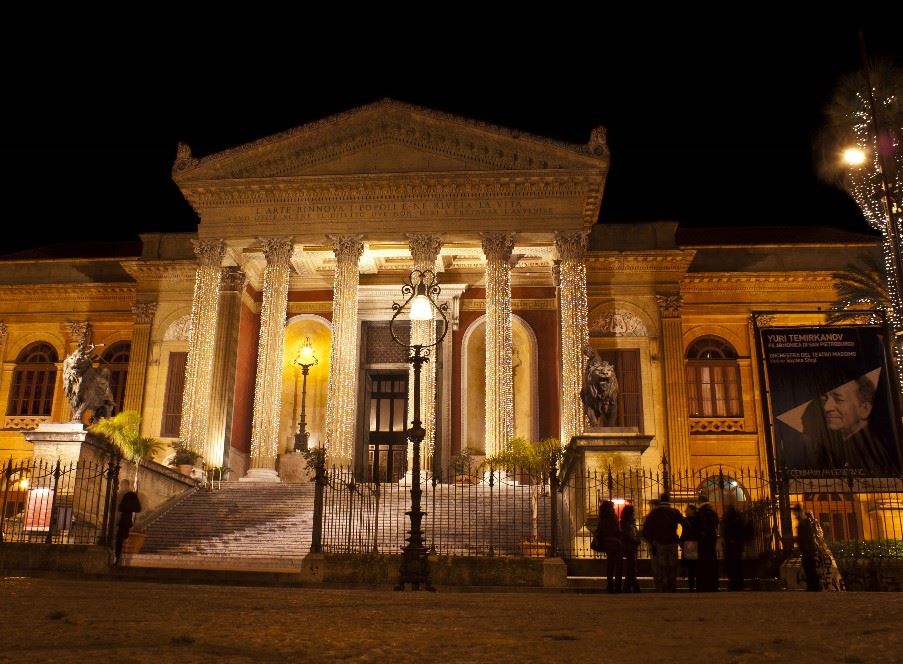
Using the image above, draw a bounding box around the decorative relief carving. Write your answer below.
[287,302,333,314]
[461,299,556,311]
[655,295,682,318]
[588,126,609,156]
[64,321,91,345]
[260,237,294,266]
[554,231,589,261]
[589,310,649,337]
[163,315,192,341]
[172,141,199,172]
[0,322,7,346]
[132,302,158,325]
[480,232,516,261]
[4,415,48,431]
[754,314,777,328]
[682,274,834,291]
[192,239,226,267]
[219,267,247,292]
[407,233,443,265]
[587,254,696,273]
[689,418,746,434]
[0,285,135,299]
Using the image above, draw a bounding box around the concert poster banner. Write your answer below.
[760,326,901,477]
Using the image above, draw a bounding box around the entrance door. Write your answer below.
[367,373,409,482]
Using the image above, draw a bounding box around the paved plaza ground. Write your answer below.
[0,577,900,663]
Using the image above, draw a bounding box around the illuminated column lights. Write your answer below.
[180,239,225,463]
[555,231,589,446]
[407,233,443,468]
[481,232,516,457]
[325,235,364,465]
[249,238,293,469]
[843,96,903,392]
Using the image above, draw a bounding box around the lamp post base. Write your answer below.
[395,515,435,592]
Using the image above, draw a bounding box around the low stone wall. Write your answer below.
[838,559,903,592]
[0,543,110,575]
[314,554,554,587]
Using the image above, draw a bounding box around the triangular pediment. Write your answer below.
[173,99,608,182]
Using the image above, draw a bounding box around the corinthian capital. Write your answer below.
[261,237,294,266]
[132,302,158,325]
[554,231,589,262]
[480,232,516,262]
[192,239,226,267]
[220,267,247,292]
[406,233,443,266]
[329,235,364,265]
[655,294,683,318]
[65,321,91,345]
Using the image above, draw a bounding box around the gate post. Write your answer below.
[45,460,61,545]
[310,450,325,554]
[549,457,559,557]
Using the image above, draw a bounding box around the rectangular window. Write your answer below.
[160,352,187,438]
[600,349,643,433]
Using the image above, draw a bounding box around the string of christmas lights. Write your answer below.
[407,234,442,470]
[325,235,364,465]
[180,239,225,464]
[482,232,515,456]
[842,88,903,395]
[555,231,589,447]
[249,237,293,468]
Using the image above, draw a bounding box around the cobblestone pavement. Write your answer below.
[0,577,900,663]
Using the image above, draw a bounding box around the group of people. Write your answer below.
[593,492,754,592]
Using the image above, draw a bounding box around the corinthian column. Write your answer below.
[555,231,589,446]
[481,232,515,457]
[248,238,293,476]
[208,268,245,469]
[656,294,691,474]
[180,239,225,461]
[407,233,442,469]
[123,302,157,414]
[325,235,364,465]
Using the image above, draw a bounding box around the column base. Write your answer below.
[240,468,280,482]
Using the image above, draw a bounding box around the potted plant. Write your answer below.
[485,436,561,557]
[169,443,201,477]
[451,446,480,483]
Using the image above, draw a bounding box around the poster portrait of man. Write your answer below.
[761,326,901,476]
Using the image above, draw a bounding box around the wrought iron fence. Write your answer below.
[319,464,550,556]
[0,457,118,545]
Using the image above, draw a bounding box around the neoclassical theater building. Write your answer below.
[0,100,882,483]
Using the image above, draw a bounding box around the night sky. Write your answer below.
[2,7,901,255]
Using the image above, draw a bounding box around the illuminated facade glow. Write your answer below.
[180,239,225,464]
[555,231,589,447]
[325,235,364,464]
[481,232,515,457]
[249,237,293,469]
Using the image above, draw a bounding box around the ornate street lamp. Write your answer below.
[292,337,318,452]
[390,269,448,591]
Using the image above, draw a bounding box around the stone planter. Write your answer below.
[177,464,194,477]
[520,540,550,558]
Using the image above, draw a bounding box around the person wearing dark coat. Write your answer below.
[596,500,623,593]
[695,495,720,592]
[680,505,699,591]
[620,504,641,593]
[722,503,750,591]
[641,493,686,592]
[114,481,142,565]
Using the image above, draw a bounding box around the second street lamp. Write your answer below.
[390,268,448,591]
[293,337,318,452]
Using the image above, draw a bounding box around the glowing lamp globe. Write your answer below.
[409,293,434,321]
[842,147,867,166]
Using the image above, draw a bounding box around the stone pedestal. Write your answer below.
[568,428,655,476]
[240,468,280,483]
[23,422,113,466]
[277,452,313,483]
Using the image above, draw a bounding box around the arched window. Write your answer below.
[101,342,130,415]
[7,342,58,417]
[686,336,742,417]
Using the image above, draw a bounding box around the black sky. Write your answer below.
[2,7,900,254]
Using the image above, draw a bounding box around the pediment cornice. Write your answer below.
[173,100,608,183]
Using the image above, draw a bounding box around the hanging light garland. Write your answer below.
[249,237,293,467]
[481,232,515,456]
[325,235,364,464]
[180,239,225,463]
[555,231,589,447]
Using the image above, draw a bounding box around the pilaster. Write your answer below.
[656,294,691,473]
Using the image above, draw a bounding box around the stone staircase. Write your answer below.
[126,481,315,572]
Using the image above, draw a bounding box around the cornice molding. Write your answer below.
[121,260,199,282]
[681,273,835,291]
[461,298,556,311]
[0,283,136,299]
[586,252,695,273]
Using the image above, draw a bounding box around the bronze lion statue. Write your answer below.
[580,345,619,428]
[63,338,116,424]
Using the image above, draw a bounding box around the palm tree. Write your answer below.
[827,253,890,325]
[90,410,165,490]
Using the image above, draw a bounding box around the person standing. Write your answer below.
[680,505,699,591]
[597,500,623,593]
[793,505,820,592]
[620,504,641,593]
[114,479,142,566]
[641,493,685,592]
[695,495,720,592]
[722,503,750,591]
